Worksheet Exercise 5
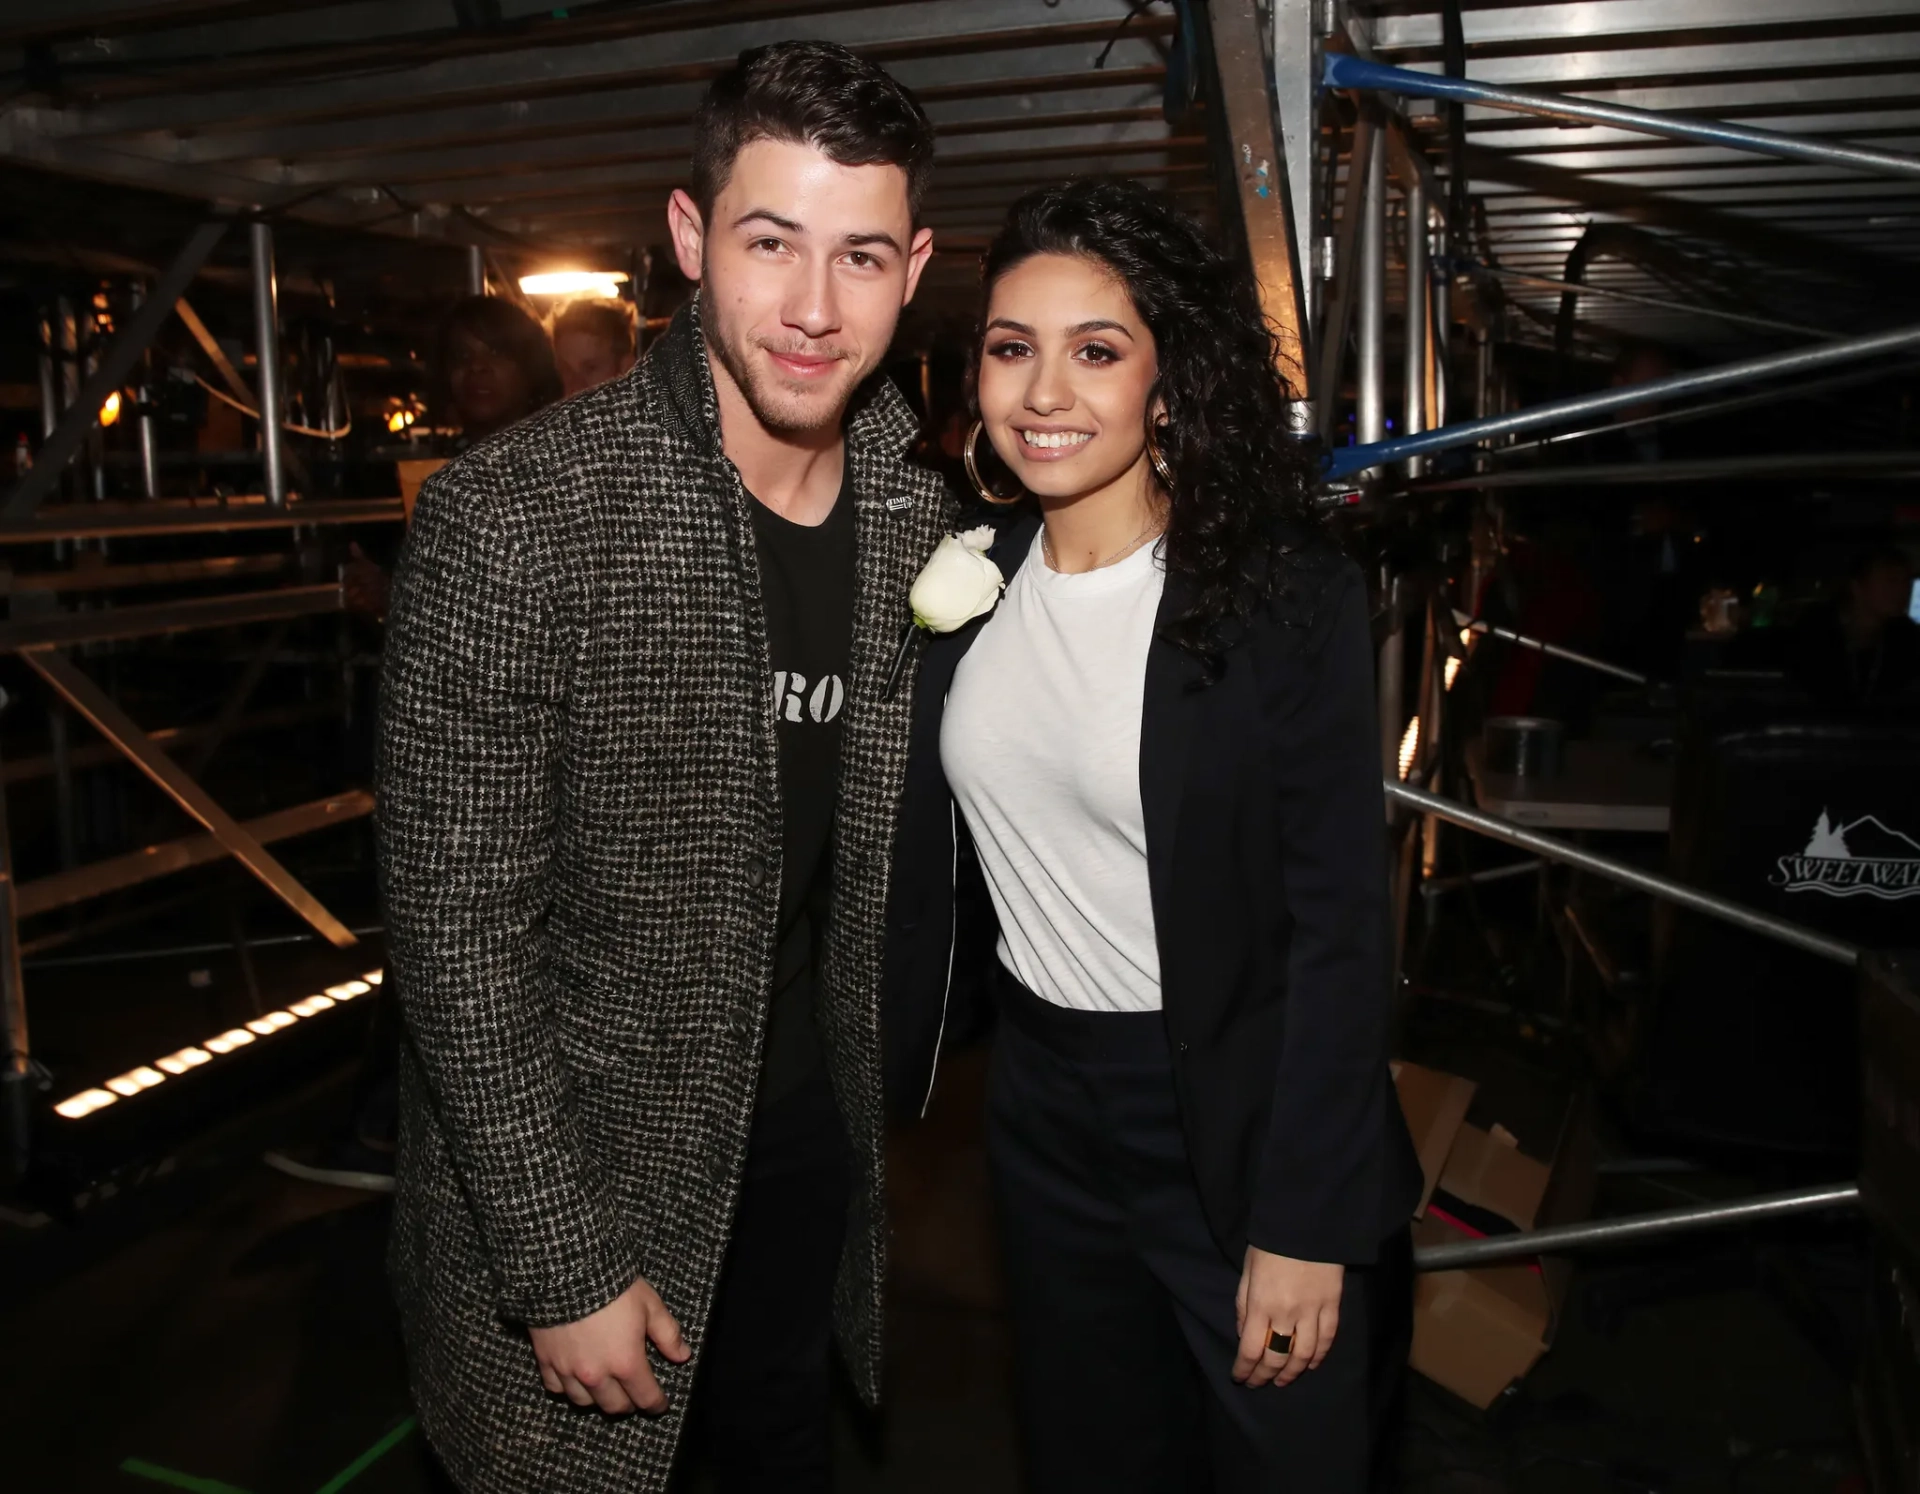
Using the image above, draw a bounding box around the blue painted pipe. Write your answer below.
[1323,52,1920,182]
[1323,319,1920,479]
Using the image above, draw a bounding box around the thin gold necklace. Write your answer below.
[1042,510,1163,574]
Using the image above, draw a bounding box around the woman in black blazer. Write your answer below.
[883,181,1421,1492]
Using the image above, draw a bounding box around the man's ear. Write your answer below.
[667,189,706,283]
[901,225,935,306]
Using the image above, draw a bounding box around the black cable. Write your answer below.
[1094,0,1167,70]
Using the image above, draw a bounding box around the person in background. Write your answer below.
[437,293,562,448]
[552,297,639,398]
[1787,541,1920,710]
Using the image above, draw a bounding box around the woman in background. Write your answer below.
[885,180,1421,1492]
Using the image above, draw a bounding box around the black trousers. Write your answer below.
[986,979,1413,1494]
[680,1061,853,1493]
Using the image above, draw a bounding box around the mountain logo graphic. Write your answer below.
[1770,808,1920,900]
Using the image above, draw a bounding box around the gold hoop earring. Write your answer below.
[965,419,1025,507]
[1146,426,1176,496]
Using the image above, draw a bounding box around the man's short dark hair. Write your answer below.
[690,40,935,222]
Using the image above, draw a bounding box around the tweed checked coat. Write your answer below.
[376,299,948,1493]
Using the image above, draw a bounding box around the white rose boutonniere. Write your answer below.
[884,525,1006,698]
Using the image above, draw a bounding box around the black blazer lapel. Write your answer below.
[1141,571,1205,935]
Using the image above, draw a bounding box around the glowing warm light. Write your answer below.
[1444,656,1462,690]
[54,1088,118,1119]
[100,390,122,427]
[518,270,628,298]
[1397,716,1422,780]
[106,1066,165,1097]
[387,409,408,433]
[1459,627,1477,651]
[54,970,379,1119]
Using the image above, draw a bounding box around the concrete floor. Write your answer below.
[1,985,1869,1494]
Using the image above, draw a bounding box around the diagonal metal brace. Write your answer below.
[4,219,229,517]
[20,650,357,948]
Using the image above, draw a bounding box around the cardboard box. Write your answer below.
[1393,1060,1598,1410]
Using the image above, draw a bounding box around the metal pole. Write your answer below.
[1402,182,1428,478]
[1384,779,1862,968]
[0,701,31,1183]
[36,312,58,442]
[131,285,160,501]
[1419,449,1920,492]
[1493,364,1906,461]
[1457,613,1648,685]
[1357,127,1388,447]
[1327,318,1920,479]
[1461,262,1835,342]
[1314,111,1377,442]
[1416,1182,1861,1272]
[250,220,287,509]
[5,224,229,517]
[1324,54,1920,183]
[466,244,486,297]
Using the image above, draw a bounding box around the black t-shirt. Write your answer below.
[749,474,856,1106]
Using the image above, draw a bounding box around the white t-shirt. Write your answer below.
[941,528,1165,1013]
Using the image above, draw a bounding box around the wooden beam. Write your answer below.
[16,791,373,918]
[19,651,358,949]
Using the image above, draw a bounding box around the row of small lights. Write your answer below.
[52,971,385,1121]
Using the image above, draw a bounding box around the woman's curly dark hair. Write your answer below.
[972,178,1323,675]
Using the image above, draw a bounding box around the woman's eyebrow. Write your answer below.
[1066,319,1134,339]
[985,317,1036,335]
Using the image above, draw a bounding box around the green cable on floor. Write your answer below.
[120,1416,417,1494]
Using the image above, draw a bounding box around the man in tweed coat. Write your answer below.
[376,43,944,1492]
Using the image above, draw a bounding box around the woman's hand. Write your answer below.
[1232,1246,1343,1389]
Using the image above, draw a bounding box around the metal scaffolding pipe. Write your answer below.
[1324,53,1920,183]
[1357,127,1388,447]
[1326,318,1920,479]
[1491,363,1907,460]
[1385,780,1862,968]
[249,220,287,509]
[466,244,486,297]
[1416,1182,1861,1271]
[1403,181,1429,477]
[1457,613,1648,685]
[1418,449,1920,491]
[131,284,160,500]
[1459,262,1837,342]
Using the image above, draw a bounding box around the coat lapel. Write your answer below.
[1140,571,1205,932]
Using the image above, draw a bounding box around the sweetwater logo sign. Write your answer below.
[1771,809,1920,901]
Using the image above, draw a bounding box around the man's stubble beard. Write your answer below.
[702,285,866,438]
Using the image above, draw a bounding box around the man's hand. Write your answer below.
[529,1275,691,1415]
[1232,1246,1344,1390]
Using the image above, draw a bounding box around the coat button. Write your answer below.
[708,1154,732,1187]
[730,1006,755,1038]
[744,856,767,889]
[1177,1042,1190,1054]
